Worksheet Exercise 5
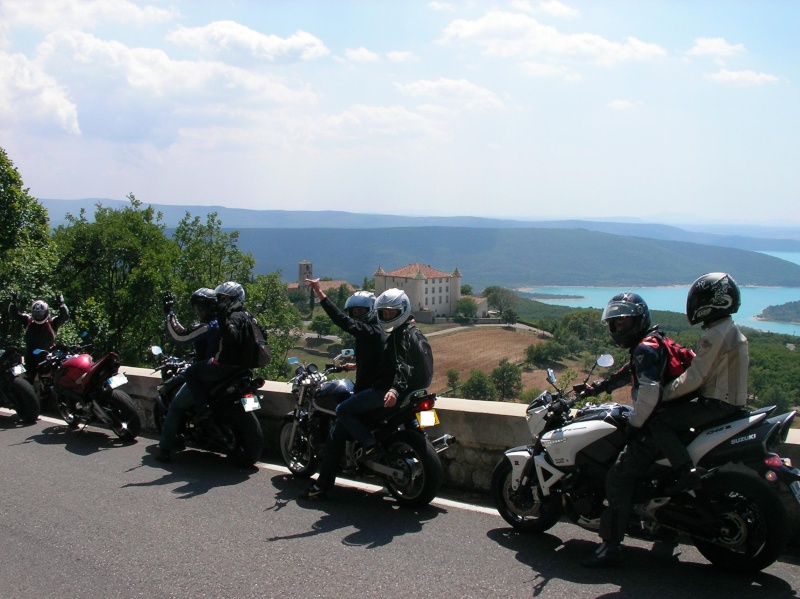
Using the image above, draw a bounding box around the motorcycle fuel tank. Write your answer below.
[541,420,618,467]
[56,354,93,391]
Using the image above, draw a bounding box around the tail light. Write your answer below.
[416,395,436,411]
[764,454,784,469]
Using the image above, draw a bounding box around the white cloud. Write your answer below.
[607,99,640,110]
[322,104,445,141]
[0,0,175,30]
[396,78,505,111]
[441,10,666,67]
[708,68,778,86]
[428,1,455,11]
[41,31,317,102]
[538,1,581,19]
[688,37,745,58]
[387,50,419,63]
[167,21,329,62]
[344,47,381,63]
[0,51,80,134]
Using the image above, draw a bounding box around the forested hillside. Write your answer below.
[231,227,800,290]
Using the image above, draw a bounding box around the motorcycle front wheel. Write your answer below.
[693,471,789,572]
[219,411,264,467]
[279,420,318,478]
[55,393,81,429]
[106,390,142,441]
[384,430,443,508]
[8,377,40,424]
[491,456,562,533]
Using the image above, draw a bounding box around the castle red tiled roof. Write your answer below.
[382,263,452,279]
[287,280,354,292]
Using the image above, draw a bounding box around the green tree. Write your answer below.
[172,211,254,293]
[51,194,176,363]
[309,314,334,336]
[446,368,460,393]
[484,286,518,314]
[461,284,473,295]
[502,308,517,327]
[460,369,498,401]
[0,146,50,254]
[491,358,523,401]
[454,297,478,319]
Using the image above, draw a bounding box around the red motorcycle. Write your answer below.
[36,341,141,441]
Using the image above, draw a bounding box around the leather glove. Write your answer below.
[163,292,174,314]
[572,383,592,398]
[10,290,18,303]
[55,293,64,306]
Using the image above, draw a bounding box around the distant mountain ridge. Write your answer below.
[38,199,800,290]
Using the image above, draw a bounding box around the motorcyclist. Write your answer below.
[8,291,69,409]
[580,292,678,567]
[301,280,387,500]
[302,288,430,500]
[649,273,748,494]
[154,288,221,463]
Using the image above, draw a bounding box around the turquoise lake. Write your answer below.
[520,251,800,337]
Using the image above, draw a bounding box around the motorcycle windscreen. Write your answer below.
[541,420,618,467]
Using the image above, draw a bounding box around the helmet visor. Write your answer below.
[601,300,644,324]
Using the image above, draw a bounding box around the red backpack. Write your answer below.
[642,330,696,382]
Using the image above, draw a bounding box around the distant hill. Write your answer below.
[38,199,800,289]
[39,198,800,252]
[232,226,800,290]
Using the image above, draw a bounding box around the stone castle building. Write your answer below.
[374,263,462,318]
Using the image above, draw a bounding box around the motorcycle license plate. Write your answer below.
[791,481,800,506]
[107,373,128,389]
[11,364,25,376]
[416,409,439,428]
[241,395,261,412]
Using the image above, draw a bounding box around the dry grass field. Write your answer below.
[427,326,549,398]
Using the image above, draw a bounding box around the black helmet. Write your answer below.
[190,287,217,308]
[686,272,741,326]
[601,292,651,349]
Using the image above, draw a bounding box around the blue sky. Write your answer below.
[1,0,797,224]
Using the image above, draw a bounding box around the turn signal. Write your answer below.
[764,455,784,469]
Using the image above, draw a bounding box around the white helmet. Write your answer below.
[214,281,245,312]
[375,288,411,332]
[344,291,376,322]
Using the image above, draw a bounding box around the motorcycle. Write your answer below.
[491,354,800,573]
[280,352,456,507]
[150,346,265,467]
[0,346,40,424]
[35,341,141,441]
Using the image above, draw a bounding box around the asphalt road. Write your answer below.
[1,411,799,599]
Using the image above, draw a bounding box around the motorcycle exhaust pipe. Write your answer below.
[431,434,457,453]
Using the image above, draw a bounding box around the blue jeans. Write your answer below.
[334,387,384,449]
[184,359,239,413]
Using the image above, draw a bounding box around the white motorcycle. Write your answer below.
[491,355,800,572]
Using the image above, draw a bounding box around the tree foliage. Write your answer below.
[483,286,518,314]
[460,369,497,401]
[454,297,478,319]
[491,358,523,401]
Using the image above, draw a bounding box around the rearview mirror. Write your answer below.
[546,368,557,385]
[596,354,614,368]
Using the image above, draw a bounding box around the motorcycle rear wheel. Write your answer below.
[107,390,142,441]
[9,376,39,424]
[279,420,318,478]
[55,394,81,429]
[693,471,789,572]
[491,457,562,533]
[220,411,264,467]
[384,430,443,508]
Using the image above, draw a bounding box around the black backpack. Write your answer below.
[408,324,434,390]
[242,310,271,368]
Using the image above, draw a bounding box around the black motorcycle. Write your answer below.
[150,346,265,467]
[280,353,456,507]
[0,346,40,424]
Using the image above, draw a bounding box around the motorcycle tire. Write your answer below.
[491,456,562,533]
[384,430,443,508]
[55,393,81,429]
[106,390,142,441]
[692,471,789,573]
[8,377,40,424]
[220,411,264,467]
[279,420,318,478]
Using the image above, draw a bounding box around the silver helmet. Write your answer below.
[214,281,245,311]
[375,288,411,332]
[344,291,376,322]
